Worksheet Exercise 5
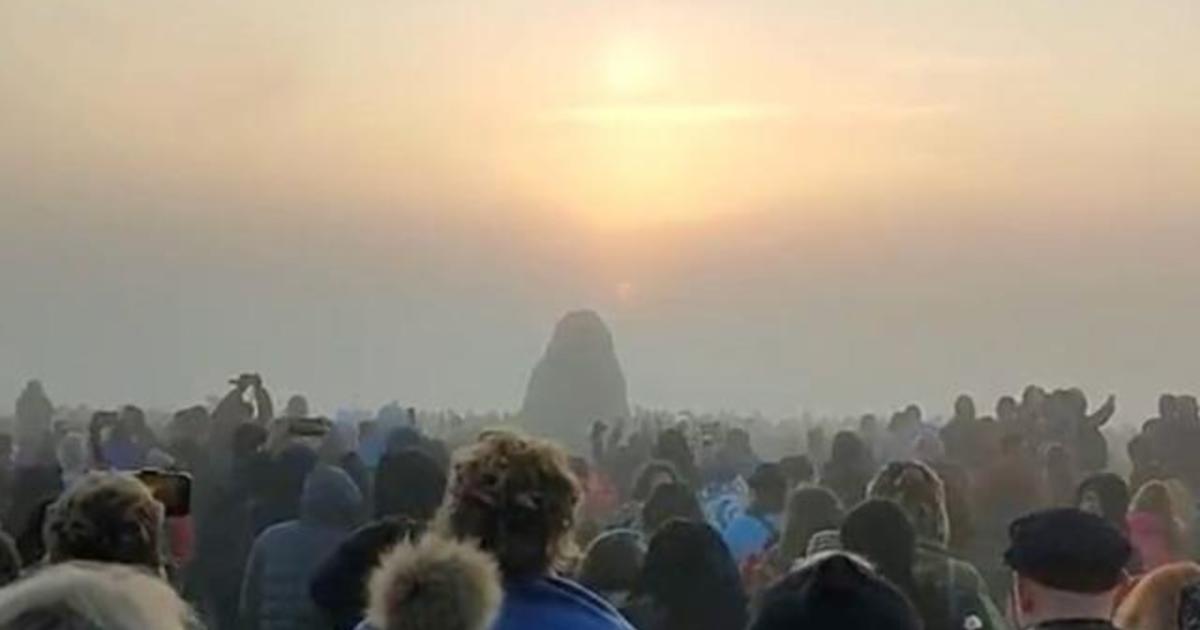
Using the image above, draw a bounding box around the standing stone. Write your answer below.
[521,310,631,442]
[15,380,53,466]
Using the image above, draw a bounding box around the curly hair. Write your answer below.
[44,473,164,571]
[867,460,949,545]
[434,432,580,579]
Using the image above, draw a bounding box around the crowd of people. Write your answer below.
[0,376,1199,630]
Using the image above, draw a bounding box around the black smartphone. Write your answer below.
[288,416,332,438]
[136,469,192,518]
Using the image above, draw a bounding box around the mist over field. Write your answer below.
[2,1,1198,420]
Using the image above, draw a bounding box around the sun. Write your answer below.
[604,40,660,95]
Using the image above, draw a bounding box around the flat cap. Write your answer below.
[1004,508,1131,593]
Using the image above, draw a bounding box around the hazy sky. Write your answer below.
[1,1,1198,419]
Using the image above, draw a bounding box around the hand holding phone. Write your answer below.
[136,469,192,518]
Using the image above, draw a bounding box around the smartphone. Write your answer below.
[136,469,192,518]
[288,417,332,438]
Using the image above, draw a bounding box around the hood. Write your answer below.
[367,535,502,630]
[302,465,364,528]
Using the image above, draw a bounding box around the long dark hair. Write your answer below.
[842,499,950,630]
[635,519,748,630]
[1077,472,1130,532]
[374,447,447,521]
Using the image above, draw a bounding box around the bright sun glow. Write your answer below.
[604,40,661,95]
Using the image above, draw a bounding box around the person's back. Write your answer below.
[626,519,747,630]
[252,444,318,534]
[498,574,634,630]
[242,465,363,630]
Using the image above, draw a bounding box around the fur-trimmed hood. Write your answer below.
[367,535,502,630]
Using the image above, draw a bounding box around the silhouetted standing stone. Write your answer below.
[521,311,631,442]
[15,380,52,466]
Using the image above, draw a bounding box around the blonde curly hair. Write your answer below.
[434,432,580,579]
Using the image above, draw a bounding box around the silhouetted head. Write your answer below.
[631,460,680,502]
[284,395,310,419]
[1021,385,1046,412]
[748,462,789,515]
[841,499,919,597]
[654,427,696,481]
[859,415,880,436]
[1159,394,1180,422]
[1077,472,1130,531]
[778,486,843,568]
[1180,396,1200,422]
[119,405,146,431]
[953,395,976,422]
[726,427,752,454]
[750,552,921,630]
[778,454,815,488]
[636,519,748,630]
[868,461,949,545]
[830,431,867,466]
[434,433,580,579]
[375,448,448,521]
[579,529,645,597]
[642,482,703,535]
[996,396,1019,423]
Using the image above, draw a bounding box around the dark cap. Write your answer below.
[748,463,787,492]
[1004,508,1131,593]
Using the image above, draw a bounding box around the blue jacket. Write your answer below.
[241,465,363,630]
[721,512,780,565]
[494,576,635,630]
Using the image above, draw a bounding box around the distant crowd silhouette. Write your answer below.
[0,376,1199,630]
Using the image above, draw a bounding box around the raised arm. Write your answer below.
[1087,394,1117,429]
[252,375,274,425]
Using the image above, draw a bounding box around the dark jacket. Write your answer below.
[241,465,363,630]
[251,446,318,535]
[310,517,421,630]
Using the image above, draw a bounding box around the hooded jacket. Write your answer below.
[241,465,363,630]
[312,517,422,630]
